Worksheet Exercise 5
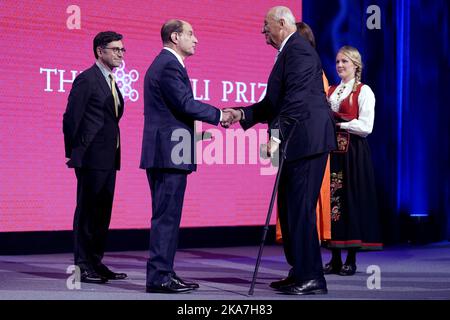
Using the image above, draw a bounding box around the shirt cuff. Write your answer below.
[219,110,223,122]
[239,109,245,121]
[271,136,281,144]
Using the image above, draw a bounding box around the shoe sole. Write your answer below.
[281,288,328,295]
[80,279,108,284]
[301,289,328,295]
[146,288,194,294]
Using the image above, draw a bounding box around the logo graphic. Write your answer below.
[114,60,139,102]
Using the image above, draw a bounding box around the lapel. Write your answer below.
[267,33,298,85]
[93,64,111,98]
[93,63,124,119]
[161,49,190,87]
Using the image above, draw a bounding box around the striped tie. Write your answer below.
[109,74,120,149]
[109,74,119,117]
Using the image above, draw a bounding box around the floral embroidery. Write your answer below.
[336,132,349,152]
[330,171,344,222]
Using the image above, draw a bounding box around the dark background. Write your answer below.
[303,0,450,244]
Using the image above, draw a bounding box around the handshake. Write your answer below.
[218,107,280,161]
[220,108,243,128]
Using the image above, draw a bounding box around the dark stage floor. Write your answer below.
[1,242,450,300]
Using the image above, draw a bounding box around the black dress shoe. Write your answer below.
[95,264,127,280]
[339,264,357,276]
[173,275,199,289]
[146,278,194,294]
[269,276,295,289]
[323,262,342,275]
[278,278,328,295]
[80,270,108,284]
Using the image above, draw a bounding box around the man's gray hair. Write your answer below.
[272,6,296,26]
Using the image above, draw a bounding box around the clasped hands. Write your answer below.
[220,108,242,128]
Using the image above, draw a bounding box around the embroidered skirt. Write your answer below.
[325,133,383,250]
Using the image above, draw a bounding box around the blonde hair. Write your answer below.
[338,46,363,92]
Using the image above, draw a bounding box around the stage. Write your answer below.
[1,242,449,300]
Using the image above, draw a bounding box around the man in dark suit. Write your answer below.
[226,7,337,295]
[140,20,234,293]
[63,31,127,284]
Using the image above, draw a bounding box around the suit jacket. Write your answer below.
[63,64,124,170]
[140,49,220,171]
[241,33,337,161]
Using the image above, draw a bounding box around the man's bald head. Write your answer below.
[160,19,198,59]
[161,19,185,45]
[267,6,296,27]
[262,6,297,49]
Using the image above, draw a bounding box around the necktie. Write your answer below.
[109,74,119,117]
[109,74,120,149]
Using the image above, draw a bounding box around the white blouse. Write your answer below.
[327,78,376,137]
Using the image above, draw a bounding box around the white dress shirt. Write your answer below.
[328,78,376,137]
[163,47,185,68]
[274,31,296,63]
[96,61,115,91]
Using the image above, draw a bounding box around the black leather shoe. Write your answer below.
[173,275,199,289]
[146,278,195,294]
[96,264,127,280]
[323,262,342,275]
[80,270,108,284]
[278,278,328,295]
[269,276,295,289]
[339,264,357,276]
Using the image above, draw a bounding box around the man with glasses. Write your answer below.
[63,31,127,284]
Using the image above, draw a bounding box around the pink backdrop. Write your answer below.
[0,0,302,232]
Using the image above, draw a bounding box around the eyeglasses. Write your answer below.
[103,47,126,54]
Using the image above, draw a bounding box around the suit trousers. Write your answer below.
[146,168,188,286]
[277,152,329,283]
[73,168,116,271]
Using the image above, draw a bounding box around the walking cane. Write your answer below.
[248,117,298,296]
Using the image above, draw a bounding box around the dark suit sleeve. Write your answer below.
[239,97,271,130]
[160,61,220,125]
[63,74,91,158]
